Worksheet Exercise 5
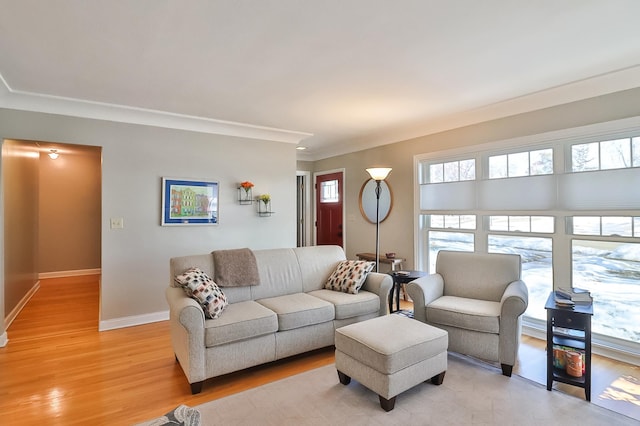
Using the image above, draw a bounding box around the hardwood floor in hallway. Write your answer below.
[1,278,638,425]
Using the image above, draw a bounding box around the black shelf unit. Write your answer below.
[544,292,593,401]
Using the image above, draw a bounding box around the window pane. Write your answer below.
[489,216,508,231]
[428,231,474,273]
[600,138,631,170]
[572,142,599,172]
[320,180,339,203]
[444,215,459,228]
[509,216,530,232]
[459,159,476,181]
[460,215,476,230]
[530,148,553,175]
[573,216,600,235]
[531,216,554,233]
[633,137,640,167]
[572,240,640,343]
[489,235,553,322]
[636,217,640,237]
[489,155,507,179]
[430,164,443,183]
[601,216,632,237]
[508,152,529,177]
[443,161,458,182]
[430,214,445,228]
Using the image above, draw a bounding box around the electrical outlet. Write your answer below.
[110,217,124,229]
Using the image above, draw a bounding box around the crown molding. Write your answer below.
[0,75,312,144]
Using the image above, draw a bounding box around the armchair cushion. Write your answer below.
[426,296,501,334]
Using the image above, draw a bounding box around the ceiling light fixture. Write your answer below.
[48,149,59,160]
[296,146,307,150]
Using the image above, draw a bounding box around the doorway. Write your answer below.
[2,139,101,336]
[314,169,345,247]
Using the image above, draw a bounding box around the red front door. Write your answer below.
[315,171,343,247]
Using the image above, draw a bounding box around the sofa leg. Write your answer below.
[190,381,203,394]
[501,363,513,377]
[337,370,351,385]
[430,371,446,385]
[379,395,396,412]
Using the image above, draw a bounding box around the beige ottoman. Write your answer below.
[335,314,448,411]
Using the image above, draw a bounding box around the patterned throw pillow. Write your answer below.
[174,268,228,319]
[324,260,375,294]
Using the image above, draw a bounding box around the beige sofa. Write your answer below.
[166,245,392,394]
[407,250,528,376]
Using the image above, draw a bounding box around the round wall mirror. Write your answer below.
[359,178,393,224]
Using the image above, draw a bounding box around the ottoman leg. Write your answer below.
[379,395,396,412]
[337,370,351,385]
[430,371,446,385]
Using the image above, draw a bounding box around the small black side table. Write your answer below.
[388,270,427,313]
[544,292,593,401]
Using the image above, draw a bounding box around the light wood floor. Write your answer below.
[1,277,638,425]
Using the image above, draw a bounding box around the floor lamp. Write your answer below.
[366,167,392,272]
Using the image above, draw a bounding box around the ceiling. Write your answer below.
[2,1,640,161]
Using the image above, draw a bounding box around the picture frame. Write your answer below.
[161,177,219,226]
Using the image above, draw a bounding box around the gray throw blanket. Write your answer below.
[212,248,260,287]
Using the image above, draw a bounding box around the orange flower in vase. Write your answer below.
[239,181,254,201]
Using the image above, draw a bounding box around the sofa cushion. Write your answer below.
[426,296,501,334]
[174,267,228,319]
[257,293,335,331]
[324,260,374,294]
[307,289,379,320]
[204,301,278,347]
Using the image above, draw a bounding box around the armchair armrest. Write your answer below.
[498,279,529,368]
[500,279,528,318]
[406,274,444,322]
[361,272,393,316]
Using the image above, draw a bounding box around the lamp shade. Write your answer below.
[366,167,392,181]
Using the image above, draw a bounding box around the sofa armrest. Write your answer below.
[165,287,207,385]
[166,286,206,330]
[361,272,393,316]
[406,274,444,322]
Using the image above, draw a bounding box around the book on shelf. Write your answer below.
[556,286,593,304]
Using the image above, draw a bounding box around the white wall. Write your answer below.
[0,108,297,330]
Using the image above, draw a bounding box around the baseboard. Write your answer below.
[4,281,40,331]
[38,268,101,279]
[99,310,169,331]
[0,331,8,347]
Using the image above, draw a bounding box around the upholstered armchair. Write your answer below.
[406,250,528,376]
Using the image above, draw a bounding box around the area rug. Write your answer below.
[193,353,637,425]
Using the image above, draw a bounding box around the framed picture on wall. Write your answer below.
[161,177,219,226]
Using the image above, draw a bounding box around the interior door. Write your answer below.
[315,171,344,247]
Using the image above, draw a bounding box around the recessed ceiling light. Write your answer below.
[296,146,307,150]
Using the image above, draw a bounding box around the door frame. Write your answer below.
[313,168,346,247]
[295,170,312,247]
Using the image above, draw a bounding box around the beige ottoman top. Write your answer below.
[335,315,448,375]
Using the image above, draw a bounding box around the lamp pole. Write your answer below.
[366,167,392,273]
[374,179,382,272]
